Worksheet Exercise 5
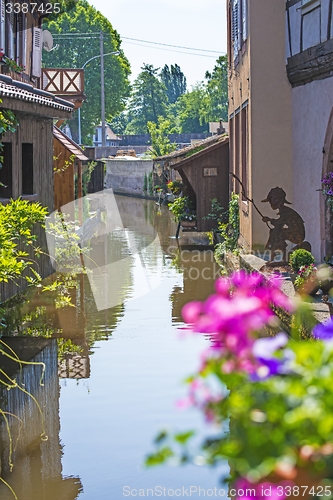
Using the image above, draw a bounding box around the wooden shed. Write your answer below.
[53,126,89,212]
[154,135,229,232]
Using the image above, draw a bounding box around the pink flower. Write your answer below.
[234,478,293,500]
[181,271,294,375]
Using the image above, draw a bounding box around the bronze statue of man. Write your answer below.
[261,187,310,263]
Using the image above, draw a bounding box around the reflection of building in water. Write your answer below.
[170,249,219,323]
[0,338,82,500]
[59,352,90,379]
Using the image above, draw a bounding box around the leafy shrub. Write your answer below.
[143,173,148,193]
[215,192,240,256]
[168,196,195,223]
[203,198,226,226]
[289,249,315,272]
[148,171,153,195]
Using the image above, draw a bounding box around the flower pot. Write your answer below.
[180,220,196,229]
[296,283,320,297]
[320,279,333,295]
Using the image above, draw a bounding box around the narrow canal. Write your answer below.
[0,195,229,499]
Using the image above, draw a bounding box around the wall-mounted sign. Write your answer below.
[203,167,217,177]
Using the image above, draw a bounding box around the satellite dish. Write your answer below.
[42,30,54,51]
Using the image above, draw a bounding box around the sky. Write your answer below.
[89,0,227,89]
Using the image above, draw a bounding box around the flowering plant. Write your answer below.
[167,180,183,195]
[4,57,25,73]
[146,271,333,498]
[321,172,333,209]
[294,263,318,291]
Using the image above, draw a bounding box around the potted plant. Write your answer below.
[289,248,315,273]
[167,180,183,196]
[180,210,197,229]
[168,196,196,225]
[4,57,25,73]
[294,263,319,295]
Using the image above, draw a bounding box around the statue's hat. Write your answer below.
[261,187,292,204]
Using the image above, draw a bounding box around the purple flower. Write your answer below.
[312,318,333,340]
[251,333,290,380]
[253,332,288,359]
[181,271,294,374]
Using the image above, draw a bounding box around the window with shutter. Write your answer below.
[32,27,41,77]
[16,14,21,63]
[0,0,5,52]
[7,5,14,59]
[242,0,248,42]
[21,13,26,68]
[232,0,240,60]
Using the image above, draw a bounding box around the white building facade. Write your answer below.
[286,0,333,261]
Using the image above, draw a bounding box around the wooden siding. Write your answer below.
[0,112,54,303]
[176,141,230,232]
[88,160,105,193]
[53,137,75,212]
[0,113,54,208]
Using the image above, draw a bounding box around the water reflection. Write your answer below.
[0,338,82,499]
[0,196,226,498]
[169,248,221,324]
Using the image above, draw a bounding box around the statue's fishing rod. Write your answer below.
[230,172,267,221]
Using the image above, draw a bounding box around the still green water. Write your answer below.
[0,195,228,499]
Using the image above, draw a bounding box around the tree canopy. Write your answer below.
[43,0,131,144]
[160,64,187,104]
[204,55,228,122]
[125,64,168,134]
[147,117,177,158]
[174,83,209,133]
[111,56,227,136]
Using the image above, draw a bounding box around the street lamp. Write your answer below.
[77,34,119,146]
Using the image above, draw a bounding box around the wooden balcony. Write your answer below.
[42,68,85,108]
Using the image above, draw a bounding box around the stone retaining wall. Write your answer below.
[105,159,153,197]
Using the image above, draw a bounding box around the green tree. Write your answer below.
[147,117,177,158]
[160,64,187,104]
[176,83,209,133]
[126,64,168,134]
[203,55,228,122]
[109,111,128,135]
[43,0,131,144]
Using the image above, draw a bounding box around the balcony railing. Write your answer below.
[42,68,84,98]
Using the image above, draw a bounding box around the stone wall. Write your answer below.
[105,159,154,196]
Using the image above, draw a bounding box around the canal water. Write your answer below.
[0,195,228,499]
